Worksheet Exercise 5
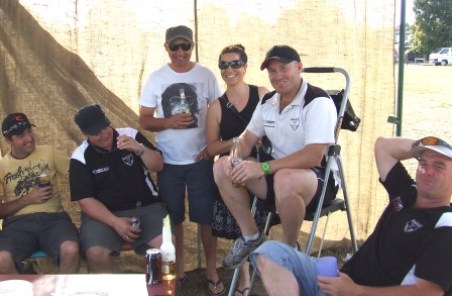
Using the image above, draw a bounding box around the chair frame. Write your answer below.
[228,67,358,296]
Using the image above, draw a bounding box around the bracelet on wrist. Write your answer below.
[135,143,145,156]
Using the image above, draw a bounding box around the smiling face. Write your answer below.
[165,38,194,71]
[219,52,247,87]
[416,150,452,203]
[266,59,303,99]
[7,127,36,158]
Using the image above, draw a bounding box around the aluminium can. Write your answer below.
[145,248,162,285]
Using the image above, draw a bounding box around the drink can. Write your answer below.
[131,216,141,229]
[146,248,162,285]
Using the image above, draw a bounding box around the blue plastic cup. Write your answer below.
[315,256,338,277]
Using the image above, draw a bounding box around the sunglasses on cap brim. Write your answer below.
[415,136,452,149]
[2,122,32,136]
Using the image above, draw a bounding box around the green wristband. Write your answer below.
[261,161,271,175]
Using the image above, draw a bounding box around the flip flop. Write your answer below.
[234,287,250,296]
[207,278,225,296]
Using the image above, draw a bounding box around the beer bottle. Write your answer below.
[160,215,176,280]
[230,137,244,187]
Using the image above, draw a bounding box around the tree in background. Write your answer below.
[411,0,452,54]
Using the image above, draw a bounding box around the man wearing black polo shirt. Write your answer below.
[70,104,168,273]
[250,136,452,295]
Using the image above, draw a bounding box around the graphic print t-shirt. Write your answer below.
[0,145,67,215]
[139,63,221,165]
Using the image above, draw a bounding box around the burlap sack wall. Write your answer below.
[0,0,395,271]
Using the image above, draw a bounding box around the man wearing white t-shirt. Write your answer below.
[213,45,338,269]
[138,26,225,295]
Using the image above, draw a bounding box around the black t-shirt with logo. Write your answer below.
[341,162,452,292]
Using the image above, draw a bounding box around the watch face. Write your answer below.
[262,162,270,174]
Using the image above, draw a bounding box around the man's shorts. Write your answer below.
[158,159,220,225]
[250,241,327,296]
[0,211,79,270]
[264,167,339,212]
[79,202,168,255]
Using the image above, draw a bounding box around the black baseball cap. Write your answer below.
[74,104,111,135]
[165,25,193,44]
[2,112,35,137]
[260,45,301,70]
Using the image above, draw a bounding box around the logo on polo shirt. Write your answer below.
[93,167,109,174]
[264,120,275,128]
[404,219,423,233]
[122,153,134,167]
[290,118,300,130]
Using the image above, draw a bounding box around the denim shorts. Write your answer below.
[250,241,326,296]
[158,159,220,225]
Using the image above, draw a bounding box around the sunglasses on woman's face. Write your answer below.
[218,60,245,70]
[168,42,192,51]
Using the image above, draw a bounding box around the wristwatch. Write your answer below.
[261,161,271,175]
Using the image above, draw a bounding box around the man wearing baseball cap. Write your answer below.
[214,44,338,269]
[250,136,452,295]
[70,104,169,273]
[139,25,224,293]
[0,112,80,274]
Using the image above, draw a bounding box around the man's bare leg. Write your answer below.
[274,169,317,247]
[58,240,80,273]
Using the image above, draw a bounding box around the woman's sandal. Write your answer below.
[234,287,250,296]
[207,278,226,296]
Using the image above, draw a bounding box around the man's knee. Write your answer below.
[274,169,317,199]
[85,246,111,263]
[213,156,227,183]
[60,240,80,258]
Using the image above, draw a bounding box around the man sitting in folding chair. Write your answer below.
[213,45,339,270]
[250,136,452,296]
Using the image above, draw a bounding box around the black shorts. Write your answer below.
[264,167,339,212]
[0,211,79,270]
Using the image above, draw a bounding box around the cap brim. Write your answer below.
[167,35,192,44]
[411,145,452,159]
[260,57,293,70]
[83,119,110,135]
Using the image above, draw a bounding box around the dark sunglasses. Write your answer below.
[2,122,31,136]
[168,42,193,51]
[416,136,451,149]
[218,60,245,70]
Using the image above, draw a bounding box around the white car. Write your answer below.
[429,47,452,66]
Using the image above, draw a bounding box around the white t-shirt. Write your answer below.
[247,79,337,160]
[139,63,221,165]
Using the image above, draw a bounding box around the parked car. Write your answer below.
[438,47,452,66]
[429,48,443,65]
[429,47,452,66]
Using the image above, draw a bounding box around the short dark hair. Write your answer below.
[219,44,248,64]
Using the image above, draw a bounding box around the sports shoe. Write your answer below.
[223,232,265,269]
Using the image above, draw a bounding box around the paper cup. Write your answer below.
[315,256,338,277]
[0,280,33,296]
